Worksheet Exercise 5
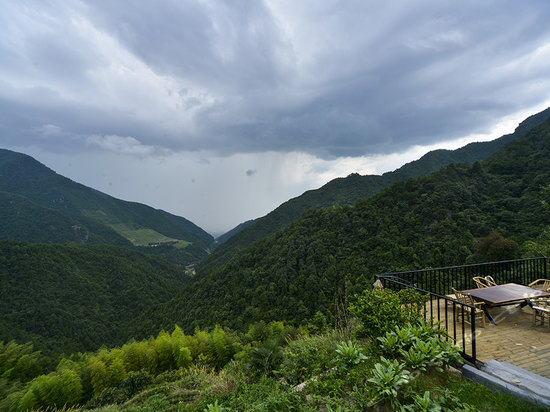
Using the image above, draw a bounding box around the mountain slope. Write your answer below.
[201,107,550,275]
[136,116,550,335]
[0,149,214,265]
[0,240,191,355]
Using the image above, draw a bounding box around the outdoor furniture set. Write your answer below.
[452,277,550,328]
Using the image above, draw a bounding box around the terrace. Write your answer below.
[376,257,550,378]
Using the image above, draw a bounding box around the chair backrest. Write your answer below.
[452,288,475,306]
[529,279,550,291]
[473,276,490,288]
[473,276,489,288]
[484,276,497,286]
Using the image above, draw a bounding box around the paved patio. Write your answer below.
[428,300,550,378]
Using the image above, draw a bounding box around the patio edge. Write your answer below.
[462,361,550,408]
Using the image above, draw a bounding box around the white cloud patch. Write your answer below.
[33,124,62,137]
[85,135,158,156]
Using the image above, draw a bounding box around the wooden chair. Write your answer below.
[452,288,486,327]
[531,298,550,328]
[528,279,550,291]
[473,276,492,288]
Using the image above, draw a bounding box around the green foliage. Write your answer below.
[349,288,426,338]
[0,240,191,356]
[278,334,340,386]
[333,341,368,370]
[1,324,256,411]
[119,370,153,399]
[377,323,463,372]
[204,399,226,411]
[0,341,47,384]
[246,340,284,379]
[403,391,442,412]
[401,346,433,372]
[0,328,536,411]
[523,185,550,257]
[523,228,550,258]
[477,231,520,261]
[17,367,83,411]
[368,357,410,408]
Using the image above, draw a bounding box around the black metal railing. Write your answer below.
[376,257,549,364]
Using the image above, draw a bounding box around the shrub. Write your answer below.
[349,288,426,339]
[278,333,340,386]
[368,357,410,408]
[246,340,284,379]
[334,341,368,370]
[119,369,153,398]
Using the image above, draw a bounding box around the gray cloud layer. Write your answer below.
[2,0,550,160]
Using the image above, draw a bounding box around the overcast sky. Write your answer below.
[2,1,550,235]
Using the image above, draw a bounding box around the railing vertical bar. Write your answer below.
[460,305,467,360]
[452,302,457,343]
[471,307,476,362]
[444,297,448,338]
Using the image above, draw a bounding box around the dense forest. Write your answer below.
[201,107,550,277]
[134,116,550,337]
[0,241,191,355]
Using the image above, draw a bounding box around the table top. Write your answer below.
[461,283,550,305]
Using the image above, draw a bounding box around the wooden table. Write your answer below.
[461,283,550,324]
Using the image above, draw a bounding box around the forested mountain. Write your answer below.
[0,240,191,355]
[0,149,214,265]
[200,107,550,276]
[215,219,255,244]
[135,116,550,337]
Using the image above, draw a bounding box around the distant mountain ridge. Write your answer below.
[199,107,550,276]
[0,149,214,265]
[138,113,550,335]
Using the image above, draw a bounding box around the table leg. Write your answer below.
[483,306,497,325]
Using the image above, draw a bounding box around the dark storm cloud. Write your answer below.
[2,0,550,159]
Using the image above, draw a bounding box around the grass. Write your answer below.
[82,209,191,248]
[108,224,191,248]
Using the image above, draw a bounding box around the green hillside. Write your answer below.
[0,149,214,265]
[0,240,191,355]
[0,191,88,243]
[200,107,550,276]
[136,116,550,336]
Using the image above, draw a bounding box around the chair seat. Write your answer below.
[451,287,486,328]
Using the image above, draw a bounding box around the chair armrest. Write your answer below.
[532,306,550,313]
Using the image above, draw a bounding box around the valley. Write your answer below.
[1,108,550,411]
